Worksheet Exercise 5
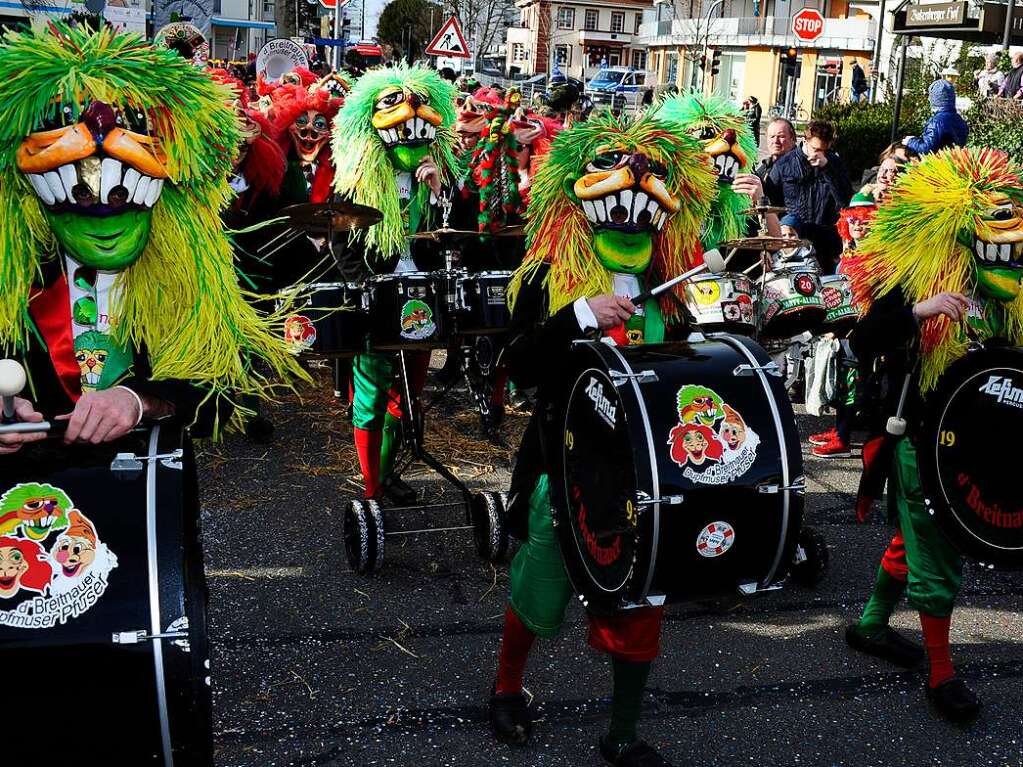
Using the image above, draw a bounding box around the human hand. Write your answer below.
[57,387,147,445]
[806,150,829,169]
[913,291,969,323]
[415,156,442,197]
[0,398,45,455]
[587,294,637,330]
[732,173,764,204]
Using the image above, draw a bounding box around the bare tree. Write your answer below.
[442,0,518,59]
[658,0,724,89]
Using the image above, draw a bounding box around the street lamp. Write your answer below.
[699,0,725,92]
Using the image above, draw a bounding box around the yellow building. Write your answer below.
[639,0,877,116]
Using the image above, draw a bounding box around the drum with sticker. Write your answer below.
[366,271,448,350]
[918,345,1023,569]
[281,282,369,358]
[546,337,805,614]
[757,248,826,339]
[0,425,212,763]
[455,271,513,334]
[819,274,858,334]
[682,272,757,335]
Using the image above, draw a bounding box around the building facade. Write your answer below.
[505,0,654,80]
[209,0,276,59]
[638,0,876,113]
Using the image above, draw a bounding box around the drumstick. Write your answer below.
[631,249,725,305]
[0,359,26,424]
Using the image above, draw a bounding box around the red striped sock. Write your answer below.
[920,612,955,688]
[495,606,535,695]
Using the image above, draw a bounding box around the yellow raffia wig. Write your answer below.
[508,110,716,323]
[844,147,1023,390]
[0,24,307,429]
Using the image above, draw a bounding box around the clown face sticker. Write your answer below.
[399,299,436,340]
[284,315,316,352]
[667,385,760,485]
[0,485,117,628]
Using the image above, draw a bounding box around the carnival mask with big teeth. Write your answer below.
[289,109,331,164]
[16,100,168,270]
[699,126,747,185]
[372,86,442,171]
[573,149,681,273]
[968,193,1023,301]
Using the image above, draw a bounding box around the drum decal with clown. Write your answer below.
[667,385,760,485]
[0,483,117,628]
[399,299,437,341]
[283,315,316,351]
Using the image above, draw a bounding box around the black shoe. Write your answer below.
[244,415,275,444]
[488,687,532,746]
[380,475,418,506]
[845,624,924,669]
[599,737,674,767]
[926,678,981,723]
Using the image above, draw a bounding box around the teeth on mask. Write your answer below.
[582,199,597,222]
[28,173,55,205]
[100,158,122,204]
[633,191,649,220]
[123,168,141,198]
[132,175,150,205]
[619,189,634,218]
[43,171,66,203]
[593,197,606,222]
[975,241,984,260]
[58,164,77,201]
[1001,243,1011,262]
[986,243,998,261]
[143,178,163,208]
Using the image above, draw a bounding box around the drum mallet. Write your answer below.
[886,367,917,436]
[630,249,726,305]
[0,359,26,425]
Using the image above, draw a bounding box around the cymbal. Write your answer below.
[739,205,788,217]
[493,225,526,238]
[408,227,480,241]
[718,236,807,252]
[280,202,383,233]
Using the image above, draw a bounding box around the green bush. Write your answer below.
[814,101,927,186]
[967,99,1023,163]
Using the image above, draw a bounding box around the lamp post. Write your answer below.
[699,0,725,93]
[869,0,885,103]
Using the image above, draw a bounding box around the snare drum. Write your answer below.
[282,282,368,358]
[546,337,804,614]
[758,264,826,339]
[819,274,858,334]
[457,271,513,334]
[0,425,212,762]
[683,272,757,335]
[366,271,447,350]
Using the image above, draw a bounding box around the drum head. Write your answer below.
[561,368,639,602]
[920,346,1023,568]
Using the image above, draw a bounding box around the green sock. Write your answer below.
[380,412,402,480]
[856,565,906,637]
[606,658,651,749]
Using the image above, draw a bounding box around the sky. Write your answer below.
[363,0,384,39]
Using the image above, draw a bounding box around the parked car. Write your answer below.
[585,67,652,112]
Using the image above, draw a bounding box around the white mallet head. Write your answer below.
[703,248,726,274]
[0,359,26,399]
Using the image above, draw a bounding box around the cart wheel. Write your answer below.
[471,491,509,563]
[344,500,384,574]
[791,525,829,587]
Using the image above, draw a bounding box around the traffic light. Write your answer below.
[783,47,798,76]
[699,54,706,70]
[710,49,722,76]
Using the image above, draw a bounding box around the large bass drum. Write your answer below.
[0,425,211,763]
[919,345,1023,569]
[545,337,804,614]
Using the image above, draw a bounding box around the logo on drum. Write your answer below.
[795,274,816,297]
[0,484,117,630]
[399,299,437,340]
[696,521,735,557]
[668,385,760,485]
[821,286,843,310]
[283,315,316,352]
[978,374,1023,409]
[585,377,618,428]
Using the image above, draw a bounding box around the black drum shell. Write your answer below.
[0,425,211,763]
[919,345,1023,569]
[283,282,369,359]
[546,337,804,614]
[456,271,513,335]
[366,272,449,350]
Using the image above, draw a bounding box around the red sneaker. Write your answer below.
[812,435,852,458]
[809,428,837,446]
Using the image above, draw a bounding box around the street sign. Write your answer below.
[792,7,825,43]
[317,0,351,9]
[425,15,471,58]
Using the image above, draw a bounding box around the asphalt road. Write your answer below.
[200,363,1023,767]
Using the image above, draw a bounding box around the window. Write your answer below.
[632,50,647,70]
[584,9,599,31]
[611,11,625,33]
[634,13,641,34]
[263,2,274,17]
[609,51,621,66]
[555,44,571,67]
[557,7,575,29]
[513,43,527,63]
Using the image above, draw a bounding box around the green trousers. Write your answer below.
[351,352,395,431]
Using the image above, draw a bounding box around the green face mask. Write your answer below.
[45,210,152,270]
[593,229,653,274]
[387,144,431,172]
[975,263,1023,302]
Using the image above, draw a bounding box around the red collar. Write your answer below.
[28,273,81,402]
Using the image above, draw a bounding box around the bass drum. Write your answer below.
[0,425,211,763]
[546,337,804,614]
[919,345,1023,569]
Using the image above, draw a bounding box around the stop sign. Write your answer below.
[792,8,825,43]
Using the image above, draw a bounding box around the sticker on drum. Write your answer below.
[0,484,118,628]
[399,299,437,340]
[666,385,760,485]
[794,274,817,297]
[283,315,316,352]
[486,286,507,305]
[692,281,720,304]
[696,521,735,557]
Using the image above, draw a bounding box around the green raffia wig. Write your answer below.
[508,110,716,325]
[331,63,458,262]
[0,23,307,431]
[655,91,757,251]
[844,147,1023,391]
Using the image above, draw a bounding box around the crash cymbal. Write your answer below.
[718,236,807,252]
[281,202,383,233]
[739,204,788,217]
[493,224,527,238]
[408,227,481,241]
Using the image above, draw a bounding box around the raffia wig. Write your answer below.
[655,91,757,249]
[843,147,1023,391]
[331,63,458,261]
[508,110,716,325]
[0,24,307,429]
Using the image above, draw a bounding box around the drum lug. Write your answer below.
[110,449,184,476]
[757,476,806,495]
[621,593,666,608]
[636,492,683,506]
[737,581,784,596]
[112,627,189,645]
[733,362,782,378]
[610,370,659,387]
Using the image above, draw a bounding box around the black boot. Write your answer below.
[845,624,924,668]
[599,736,674,767]
[488,686,532,746]
[926,678,981,723]
[380,474,418,506]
